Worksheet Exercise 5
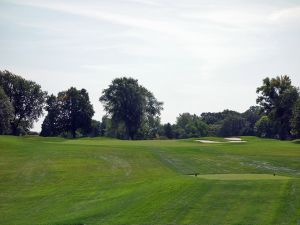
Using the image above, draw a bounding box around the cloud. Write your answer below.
[180,9,266,28]
[269,7,300,23]
[5,0,210,55]
[3,1,300,75]
[127,0,162,7]
[9,0,179,35]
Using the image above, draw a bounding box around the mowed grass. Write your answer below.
[0,136,300,225]
[194,173,291,180]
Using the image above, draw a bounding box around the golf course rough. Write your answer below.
[0,136,300,225]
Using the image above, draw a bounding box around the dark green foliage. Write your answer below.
[200,109,252,137]
[100,77,163,140]
[207,124,222,136]
[242,106,262,135]
[40,117,54,137]
[174,113,208,138]
[99,116,112,137]
[0,87,14,134]
[201,112,224,124]
[99,115,127,139]
[1,71,299,141]
[221,109,241,118]
[61,88,95,138]
[100,114,161,140]
[254,116,274,138]
[218,115,247,137]
[200,110,240,126]
[40,95,62,137]
[88,120,102,137]
[41,87,94,138]
[256,75,299,139]
[137,116,161,139]
[99,116,107,136]
[163,123,173,139]
[291,98,300,137]
[0,70,47,135]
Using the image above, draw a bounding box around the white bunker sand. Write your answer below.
[192,174,292,180]
[195,140,222,144]
[224,137,242,141]
[196,137,247,143]
[224,137,247,142]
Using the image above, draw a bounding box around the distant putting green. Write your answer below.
[193,173,293,180]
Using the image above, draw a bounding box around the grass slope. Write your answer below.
[0,136,300,225]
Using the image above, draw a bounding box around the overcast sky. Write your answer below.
[1,0,300,131]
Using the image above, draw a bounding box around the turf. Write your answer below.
[0,136,300,225]
[194,173,292,180]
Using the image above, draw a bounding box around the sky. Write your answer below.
[1,0,300,131]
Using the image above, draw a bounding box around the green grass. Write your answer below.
[0,136,300,225]
[194,173,292,180]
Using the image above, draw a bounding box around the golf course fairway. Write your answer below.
[0,136,300,225]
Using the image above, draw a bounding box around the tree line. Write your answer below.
[0,70,299,140]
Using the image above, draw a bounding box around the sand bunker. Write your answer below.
[192,173,292,180]
[196,137,246,143]
[224,137,242,141]
[195,140,222,144]
[224,137,247,143]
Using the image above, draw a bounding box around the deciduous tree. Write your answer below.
[0,70,47,135]
[41,87,94,138]
[100,77,163,140]
[256,75,299,139]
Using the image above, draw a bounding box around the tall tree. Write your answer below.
[100,77,163,140]
[40,95,62,137]
[256,75,299,139]
[61,87,95,138]
[0,87,14,134]
[0,70,47,135]
[41,87,94,138]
